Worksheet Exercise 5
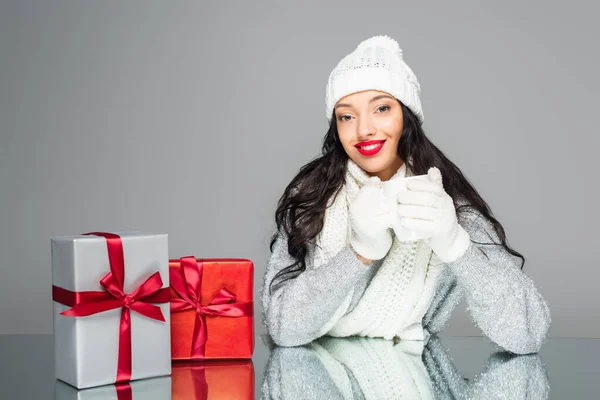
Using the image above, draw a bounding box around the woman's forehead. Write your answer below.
[336,89,394,105]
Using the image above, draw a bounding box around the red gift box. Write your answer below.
[169,257,254,360]
[172,360,254,400]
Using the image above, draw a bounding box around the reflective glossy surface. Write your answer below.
[0,333,597,398]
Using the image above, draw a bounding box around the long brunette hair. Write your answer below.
[269,100,524,293]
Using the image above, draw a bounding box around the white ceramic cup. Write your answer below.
[382,174,433,242]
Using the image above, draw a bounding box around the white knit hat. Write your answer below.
[325,35,424,124]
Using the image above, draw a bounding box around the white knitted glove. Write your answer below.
[349,176,394,260]
[396,167,471,263]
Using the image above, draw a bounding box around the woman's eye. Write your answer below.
[376,105,390,113]
[338,115,351,122]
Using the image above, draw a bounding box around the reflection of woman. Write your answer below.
[423,336,550,399]
[261,335,550,399]
[260,35,550,354]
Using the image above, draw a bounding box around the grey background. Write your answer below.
[1,0,598,338]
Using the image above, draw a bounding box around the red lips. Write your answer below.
[355,140,386,156]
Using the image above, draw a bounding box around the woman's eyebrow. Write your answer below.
[335,94,395,110]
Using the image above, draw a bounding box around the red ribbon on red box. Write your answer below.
[170,256,254,360]
[52,232,170,383]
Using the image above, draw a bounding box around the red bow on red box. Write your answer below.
[170,256,254,360]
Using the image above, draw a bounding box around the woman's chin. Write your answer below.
[354,158,391,174]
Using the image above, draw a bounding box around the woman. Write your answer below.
[260,35,550,354]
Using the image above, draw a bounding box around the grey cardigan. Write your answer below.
[260,208,551,354]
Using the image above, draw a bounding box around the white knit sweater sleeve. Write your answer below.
[444,209,551,354]
[260,230,374,347]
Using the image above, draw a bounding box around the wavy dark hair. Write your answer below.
[268,100,524,294]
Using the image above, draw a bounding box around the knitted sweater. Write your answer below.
[260,334,550,399]
[260,202,551,354]
[313,160,443,342]
[323,233,443,342]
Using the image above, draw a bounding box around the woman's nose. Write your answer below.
[357,116,376,139]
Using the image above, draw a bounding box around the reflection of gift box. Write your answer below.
[55,376,171,400]
[169,257,254,360]
[172,360,253,400]
[51,232,171,389]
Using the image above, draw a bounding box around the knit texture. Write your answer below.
[325,35,424,123]
[260,171,551,352]
[311,159,443,340]
[312,159,440,340]
[260,334,550,399]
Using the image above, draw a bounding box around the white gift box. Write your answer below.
[51,232,171,389]
[54,376,172,400]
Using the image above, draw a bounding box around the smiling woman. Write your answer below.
[335,91,405,179]
[260,35,551,354]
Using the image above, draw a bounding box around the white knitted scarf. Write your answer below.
[312,158,445,340]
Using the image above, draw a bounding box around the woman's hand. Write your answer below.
[349,176,394,261]
[396,167,471,263]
